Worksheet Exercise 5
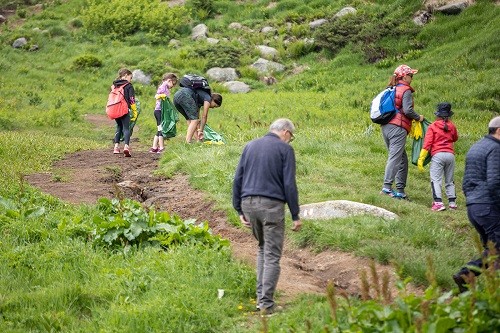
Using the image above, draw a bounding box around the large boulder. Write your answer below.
[250,58,285,74]
[206,67,239,82]
[435,1,469,15]
[334,6,357,18]
[300,200,399,220]
[132,69,151,85]
[12,37,27,49]
[256,45,279,59]
[191,23,208,40]
[223,81,251,93]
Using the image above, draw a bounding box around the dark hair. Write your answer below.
[211,93,223,107]
[443,118,449,132]
[488,127,498,135]
[117,68,132,80]
[163,73,178,82]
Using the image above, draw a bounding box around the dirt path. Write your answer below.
[26,115,420,304]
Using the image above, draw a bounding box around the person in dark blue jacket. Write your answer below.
[453,116,500,293]
[232,118,302,315]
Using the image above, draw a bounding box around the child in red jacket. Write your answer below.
[418,102,459,211]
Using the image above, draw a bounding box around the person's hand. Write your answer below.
[417,149,428,172]
[419,115,424,122]
[291,220,302,232]
[239,215,251,228]
[197,130,204,141]
[155,94,167,100]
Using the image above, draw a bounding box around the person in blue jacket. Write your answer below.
[232,118,302,315]
[453,116,500,293]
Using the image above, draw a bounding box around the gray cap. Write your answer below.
[489,116,500,128]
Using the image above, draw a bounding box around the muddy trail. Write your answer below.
[26,115,420,305]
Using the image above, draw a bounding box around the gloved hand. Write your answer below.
[155,94,167,100]
[130,103,138,122]
[417,149,428,172]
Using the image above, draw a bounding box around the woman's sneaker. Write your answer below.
[113,147,120,154]
[157,147,165,154]
[431,202,446,211]
[449,202,458,210]
[149,147,158,153]
[123,148,131,157]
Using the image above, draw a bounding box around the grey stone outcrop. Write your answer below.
[191,23,208,40]
[309,19,328,29]
[132,69,151,85]
[206,67,239,82]
[334,6,357,18]
[206,37,219,44]
[256,45,278,59]
[12,37,27,48]
[223,81,251,93]
[300,200,399,220]
[250,58,285,74]
[435,1,469,15]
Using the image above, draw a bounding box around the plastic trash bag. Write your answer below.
[161,98,178,139]
[203,124,226,144]
[411,119,432,166]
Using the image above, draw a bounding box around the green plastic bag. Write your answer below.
[411,119,432,166]
[161,98,178,139]
[203,124,226,144]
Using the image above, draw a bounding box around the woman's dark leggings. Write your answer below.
[154,109,163,137]
[114,112,131,145]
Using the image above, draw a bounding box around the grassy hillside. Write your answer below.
[0,0,499,331]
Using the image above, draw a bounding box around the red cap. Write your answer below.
[394,64,418,78]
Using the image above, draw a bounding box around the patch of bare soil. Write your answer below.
[25,114,421,305]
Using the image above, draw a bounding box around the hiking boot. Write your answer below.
[431,202,446,211]
[123,148,131,157]
[392,191,409,200]
[113,147,120,154]
[453,273,468,293]
[449,202,458,210]
[261,305,283,317]
[380,188,393,196]
[149,147,158,153]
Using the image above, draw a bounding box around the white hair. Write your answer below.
[270,118,295,133]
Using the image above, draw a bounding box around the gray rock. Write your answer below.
[261,26,276,34]
[256,45,278,59]
[436,1,468,15]
[334,6,357,18]
[0,15,7,24]
[12,37,27,49]
[29,44,39,52]
[206,67,239,82]
[191,23,208,40]
[168,39,181,48]
[223,81,251,93]
[300,200,399,220]
[413,10,432,26]
[250,57,285,74]
[132,69,151,85]
[309,19,328,29]
[228,22,243,30]
[206,37,219,44]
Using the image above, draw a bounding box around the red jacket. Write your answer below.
[423,119,458,155]
[388,81,413,133]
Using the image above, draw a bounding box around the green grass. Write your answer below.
[1,0,499,331]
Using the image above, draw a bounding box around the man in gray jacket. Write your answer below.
[232,118,302,314]
[453,116,500,293]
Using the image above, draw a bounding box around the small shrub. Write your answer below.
[286,40,315,59]
[26,91,42,106]
[68,18,83,29]
[72,54,102,70]
[191,43,244,71]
